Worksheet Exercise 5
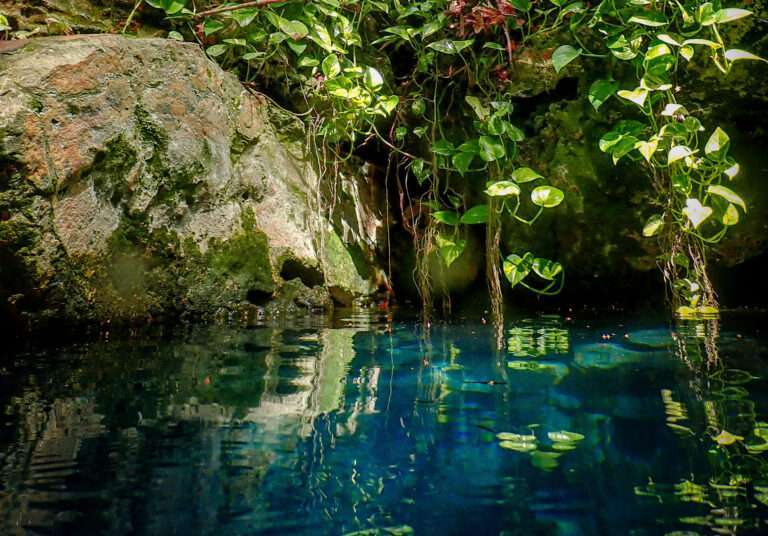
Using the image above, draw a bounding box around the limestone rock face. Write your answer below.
[0,35,383,328]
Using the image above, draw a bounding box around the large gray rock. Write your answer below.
[0,35,384,328]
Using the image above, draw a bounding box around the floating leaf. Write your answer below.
[485,181,521,197]
[707,185,746,212]
[497,432,536,441]
[499,440,537,452]
[682,198,712,228]
[552,45,582,73]
[642,214,664,237]
[548,430,584,442]
[511,167,543,183]
[531,186,565,208]
[460,205,489,224]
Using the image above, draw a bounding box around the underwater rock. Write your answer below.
[0,35,383,329]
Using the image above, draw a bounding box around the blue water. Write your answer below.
[2,312,768,535]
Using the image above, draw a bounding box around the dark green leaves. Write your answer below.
[479,136,506,162]
[432,211,460,225]
[588,79,619,111]
[146,0,186,15]
[460,205,489,224]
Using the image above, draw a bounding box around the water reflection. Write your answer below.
[0,313,766,534]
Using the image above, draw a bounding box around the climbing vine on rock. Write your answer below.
[130,0,763,322]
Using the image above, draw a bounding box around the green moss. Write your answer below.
[209,228,274,293]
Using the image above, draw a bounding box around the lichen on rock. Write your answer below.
[0,35,384,330]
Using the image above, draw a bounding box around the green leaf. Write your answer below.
[378,95,399,115]
[617,88,648,106]
[321,54,341,78]
[203,18,225,36]
[552,45,582,73]
[722,204,740,226]
[682,38,721,48]
[435,235,466,268]
[668,145,694,164]
[509,0,532,11]
[427,39,473,54]
[531,186,565,208]
[724,162,740,179]
[503,253,534,287]
[588,79,619,111]
[707,185,746,212]
[230,8,258,27]
[465,95,489,120]
[725,49,768,63]
[628,13,668,27]
[646,43,672,60]
[532,258,563,280]
[680,45,694,61]
[714,8,752,24]
[432,211,460,225]
[705,127,730,156]
[206,44,228,57]
[510,167,543,183]
[683,198,713,228]
[485,181,521,197]
[147,0,186,15]
[278,19,309,40]
[642,214,664,237]
[168,31,183,41]
[452,152,474,175]
[363,67,384,90]
[432,140,455,156]
[635,138,658,162]
[479,136,506,162]
[460,205,489,224]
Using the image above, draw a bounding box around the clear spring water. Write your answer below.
[2,312,768,535]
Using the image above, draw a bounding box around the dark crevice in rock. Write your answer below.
[246,288,272,306]
[280,258,324,288]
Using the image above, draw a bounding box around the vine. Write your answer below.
[132,0,764,322]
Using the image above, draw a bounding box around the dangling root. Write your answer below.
[486,199,504,349]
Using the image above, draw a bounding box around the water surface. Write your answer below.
[2,312,768,535]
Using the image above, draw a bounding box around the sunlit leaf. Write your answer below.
[725,49,768,63]
[485,181,521,197]
[635,138,658,162]
[465,96,489,120]
[363,67,384,90]
[682,198,713,228]
[206,44,228,57]
[321,54,341,78]
[435,234,466,267]
[722,204,740,226]
[707,185,746,212]
[548,430,584,442]
[628,13,668,27]
[642,214,664,237]
[499,440,537,452]
[714,8,752,24]
[532,258,563,280]
[432,211,460,225]
[503,252,534,287]
[668,145,694,164]
[617,88,648,106]
[705,127,730,156]
[714,430,744,446]
[531,186,564,208]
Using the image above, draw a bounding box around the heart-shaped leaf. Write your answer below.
[503,253,534,287]
[531,186,564,208]
[485,181,521,197]
[460,205,489,224]
[642,214,664,237]
[510,167,543,183]
[552,45,582,73]
[682,198,712,228]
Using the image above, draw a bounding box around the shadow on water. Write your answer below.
[0,310,767,534]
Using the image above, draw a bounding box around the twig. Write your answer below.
[194,0,298,19]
